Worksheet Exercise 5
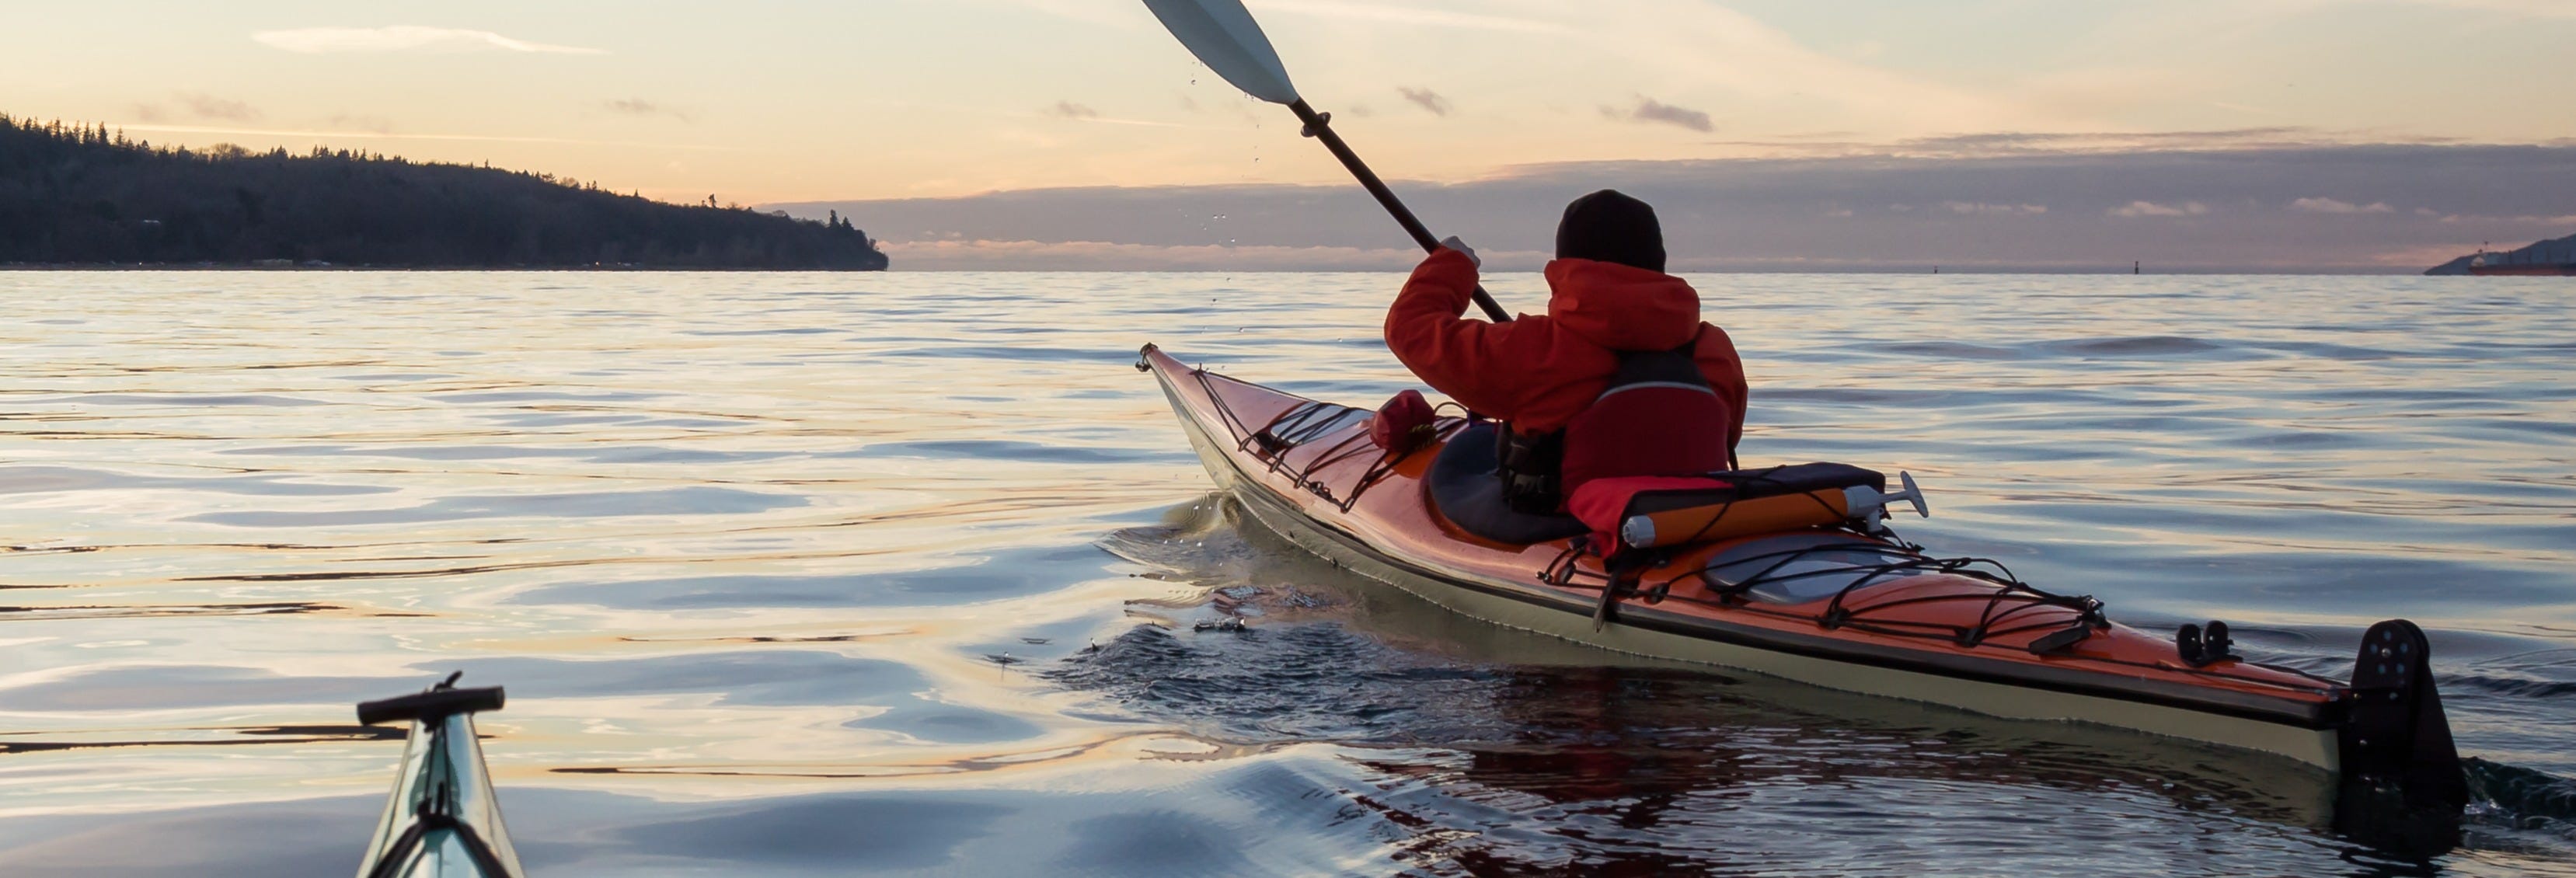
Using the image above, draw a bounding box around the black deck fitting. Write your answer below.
[357,674,507,726]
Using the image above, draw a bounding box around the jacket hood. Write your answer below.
[1542,258,1701,350]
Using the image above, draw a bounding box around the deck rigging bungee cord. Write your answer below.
[1175,357,2349,699]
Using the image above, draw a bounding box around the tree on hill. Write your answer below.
[0,115,887,270]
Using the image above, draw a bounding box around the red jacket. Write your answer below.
[1385,249,1748,448]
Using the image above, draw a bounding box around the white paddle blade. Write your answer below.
[1141,0,1301,104]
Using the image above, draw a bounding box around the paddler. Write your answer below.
[1384,190,1748,517]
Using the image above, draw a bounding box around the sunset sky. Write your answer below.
[9,0,2572,269]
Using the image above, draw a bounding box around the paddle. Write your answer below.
[1140,0,1513,323]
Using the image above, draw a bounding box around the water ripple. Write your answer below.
[0,270,2569,876]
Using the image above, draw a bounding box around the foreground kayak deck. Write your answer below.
[1139,344,2459,779]
[354,678,523,878]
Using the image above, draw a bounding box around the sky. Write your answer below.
[6,0,2573,270]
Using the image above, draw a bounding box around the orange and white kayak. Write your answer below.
[1139,343,2465,791]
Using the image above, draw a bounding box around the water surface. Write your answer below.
[1,271,2571,876]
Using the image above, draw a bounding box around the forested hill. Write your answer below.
[0,117,887,270]
[2424,232,2575,274]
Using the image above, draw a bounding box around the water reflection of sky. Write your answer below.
[1,272,2571,875]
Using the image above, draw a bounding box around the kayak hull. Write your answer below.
[1143,344,2347,768]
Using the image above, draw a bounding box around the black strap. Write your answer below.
[364,811,517,878]
[1595,333,1712,401]
[1590,550,1668,630]
[1494,424,1563,514]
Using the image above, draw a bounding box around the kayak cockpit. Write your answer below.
[1427,422,1591,544]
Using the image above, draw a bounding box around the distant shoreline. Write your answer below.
[0,264,2494,276]
[4,117,889,271]
[0,264,894,272]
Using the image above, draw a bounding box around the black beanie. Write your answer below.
[1556,190,1665,273]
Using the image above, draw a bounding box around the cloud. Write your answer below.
[2371,0,2576,19]
[1946,202,2048,215]
[1015,101,1195,127]
[1396,87,1452,117]
[326,113,397,134]
[1700,127,2477,161]
[2291,197,2395,214]
[1896,128,2330,155]
[2107,200,2210,218]
[107,122,737,152]
[1254,1,1567,34]
[1241,0,2013,134]
[603,99,690,122]
[972,0,1154,29]
[252,26,606,55]
[131,93,261,124]
[2433,211,2576,226]
[1020,102,1194,129]
[776,144,2576,272]
[178,93,260,122]
[1605,96,1713,132]
[1578,0,2026,132]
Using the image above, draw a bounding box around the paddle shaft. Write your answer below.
[1288,100,1511,323]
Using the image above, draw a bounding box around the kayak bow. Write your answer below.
[354,674,524,878]
[1138,343,2467,804]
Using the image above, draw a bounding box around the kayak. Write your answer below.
[1138,343,2466,796]
[353,674,524,878]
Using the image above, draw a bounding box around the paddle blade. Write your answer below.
[1141,0,1300,104]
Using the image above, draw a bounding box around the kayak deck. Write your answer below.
[1141,344,2352,767]
[355,678,523,878]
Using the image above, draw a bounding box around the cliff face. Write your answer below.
[0,117,888,270]
[2425,232,2575,275]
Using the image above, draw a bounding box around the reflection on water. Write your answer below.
[0,271,2571,876]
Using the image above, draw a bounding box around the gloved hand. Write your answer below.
[1438,235,1480,269]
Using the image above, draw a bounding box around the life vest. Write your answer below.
[1498,333,1735,513]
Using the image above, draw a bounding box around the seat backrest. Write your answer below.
[1560,345,1733,497]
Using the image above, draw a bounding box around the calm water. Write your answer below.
[1,270,2571,876]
